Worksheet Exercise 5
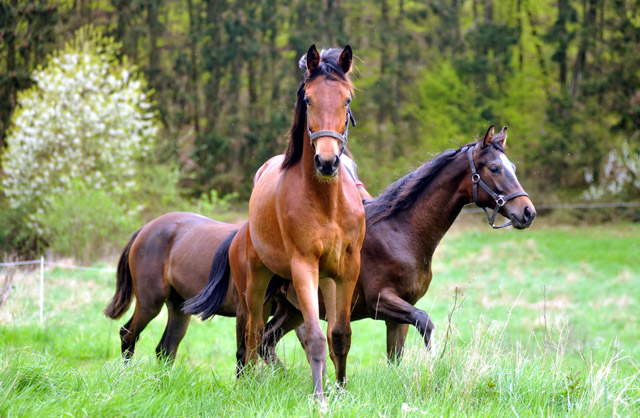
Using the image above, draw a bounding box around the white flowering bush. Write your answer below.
[584,140,640,200]
[1,26,158,238]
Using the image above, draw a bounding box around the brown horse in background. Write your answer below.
[104,212,240,360]
[184,45,366,399]
[260,125,536,362]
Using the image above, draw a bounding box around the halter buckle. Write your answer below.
[471,173,481,184]
[496,196,506,206]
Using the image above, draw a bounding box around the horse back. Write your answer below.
[129,212,239,317]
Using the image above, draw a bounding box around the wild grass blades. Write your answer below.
[1,305,638,417]
[1,223,639,416]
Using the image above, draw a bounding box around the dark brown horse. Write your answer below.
[104,212,240,360]
[184,45,366,399]
[260,125,536,362]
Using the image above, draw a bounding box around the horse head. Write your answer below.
[467,125,536,229]
[301,44,355,178]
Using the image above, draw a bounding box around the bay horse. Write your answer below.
[184,45,366,399]
[260,125,536,362]
[104,212,240,360]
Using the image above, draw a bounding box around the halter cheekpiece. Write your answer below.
[467,146,528,229]
[307,105,355,156]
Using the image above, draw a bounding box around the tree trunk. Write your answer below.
[526,3,550,93]
[204,0,223,131]
[557,0,569,88]
[146,0,162,90]
[570,0,596,97]
[187,0,200,134]
[376,0,390,154]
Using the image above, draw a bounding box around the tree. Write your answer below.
[1,26,158,234]
[0,0,59,150]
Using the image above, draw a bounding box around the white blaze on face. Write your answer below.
[500,153,517,180]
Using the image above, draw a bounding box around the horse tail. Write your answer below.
[104,228,141,319]
[264,275,287,304]
[182,230,238,320]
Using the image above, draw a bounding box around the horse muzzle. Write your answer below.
[509,204,536,229]
[314,153,340,178]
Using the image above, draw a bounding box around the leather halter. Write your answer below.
[467,146,528,229]
[307,105,356,156]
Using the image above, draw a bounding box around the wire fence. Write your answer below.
[462,201,640,213]
[0,258,115,324]
[1,200,637,325]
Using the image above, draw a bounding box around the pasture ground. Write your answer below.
[1,217,639,417]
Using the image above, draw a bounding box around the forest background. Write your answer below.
[1,0,639,259]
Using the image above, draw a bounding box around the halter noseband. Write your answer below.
[467,146,528,229]
[307,105,356,156]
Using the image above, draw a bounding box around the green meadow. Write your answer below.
[1,218,639,417]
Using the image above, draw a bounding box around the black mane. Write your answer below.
[365,141,506,225]
[281,48,353,170]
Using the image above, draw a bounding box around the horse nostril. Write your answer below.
[523,205,534,222]
[331,155,340,171]
[313,154,323,171]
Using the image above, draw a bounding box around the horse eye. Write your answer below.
[346,97,352,106]
[490,165,500,174]
[304,97,310,106]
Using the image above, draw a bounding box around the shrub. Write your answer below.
[1,26,157,231]
[0,26,159,257]
[34,181,141,261]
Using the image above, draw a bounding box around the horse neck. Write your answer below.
[400,151,472,259]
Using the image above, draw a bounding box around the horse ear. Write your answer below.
[338,45,353,74]
[482,125,495,148]
[493,126,508,148]
[306,44,320,74]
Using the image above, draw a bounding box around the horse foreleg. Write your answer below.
[325,276,356,387]
[290,256,326,399]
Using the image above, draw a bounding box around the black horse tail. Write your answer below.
[104,228,141,319]
[182,230,238,320]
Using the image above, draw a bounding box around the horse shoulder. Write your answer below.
[254,154,285,186]
[359,223,420,301]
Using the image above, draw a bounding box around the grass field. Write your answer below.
[1,217,639,417]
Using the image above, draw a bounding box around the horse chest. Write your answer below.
[316,224,350,276]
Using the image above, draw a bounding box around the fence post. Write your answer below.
[40,256,44,324]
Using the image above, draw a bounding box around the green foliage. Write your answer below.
[2,0,640,213]
[0,199,42,259]
[411,60,485,151]
[34,181,141,262]
[0,26,163,257]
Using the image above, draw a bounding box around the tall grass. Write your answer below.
[2,312,637,417]
[1,221,639,416]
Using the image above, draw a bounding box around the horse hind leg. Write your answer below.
[120,295,165,361]
[156,290,191,362]
[259,295,304,367]
[385,322,410,363]
[373,288,435,359]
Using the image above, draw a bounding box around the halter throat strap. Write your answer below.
[307,105,355,156]
[467,146,528,229]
